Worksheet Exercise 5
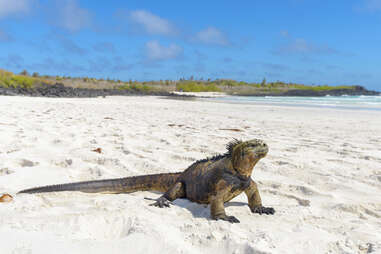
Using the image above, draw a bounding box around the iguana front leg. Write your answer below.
[150,182,185,208]
[210,197,240,223]
[245,180,275,215]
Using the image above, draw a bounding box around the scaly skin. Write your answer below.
[18,139,275,223]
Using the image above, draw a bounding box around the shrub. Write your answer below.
[176,81,221,92]
[290,84,354,91]
[0,69,50,89]
[20,70,29,76]
[118,83,156,92]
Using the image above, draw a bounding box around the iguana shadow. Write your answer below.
[146,191,248,219]
[160,197,248,219]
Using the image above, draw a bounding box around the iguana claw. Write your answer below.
[214,215,240,223]
[150,196,172,208]
[251,206,275,215]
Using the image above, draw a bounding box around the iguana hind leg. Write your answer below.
[245,180,275,215]
[150,182,185,208]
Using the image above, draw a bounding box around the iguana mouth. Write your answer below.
[247,141,268,157]
[253,149,268,158]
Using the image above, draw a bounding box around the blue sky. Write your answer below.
[0,0,380,90]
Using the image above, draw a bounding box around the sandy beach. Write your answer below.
[0,95,380,254]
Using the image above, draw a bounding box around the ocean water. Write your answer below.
[209,95,381,111]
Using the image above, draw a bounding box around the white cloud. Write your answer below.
[145,40,183,61]
[1,54,24,68]
[280,30,290,38]
[0,0,32,18]
[364,0,381,11]
[129,10,177,36]
[56,0,92,32]
[92,42,115,53]
[0,29,11,41]
[194,27,230,46]
[274,38,338,55]
[58,37,87,55]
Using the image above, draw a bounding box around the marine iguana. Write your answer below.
[18,139,275,223]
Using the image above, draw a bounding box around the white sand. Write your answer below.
[0,95,380,254]
[171,91,227,97]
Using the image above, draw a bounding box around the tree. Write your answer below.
[261,78,266,87]
[20,69,29,76]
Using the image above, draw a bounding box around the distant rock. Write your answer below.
[282,86,379,97]
[0,83,379,98]
[0,83,178,98]
[239,86,380,97]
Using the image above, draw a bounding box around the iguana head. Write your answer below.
[228,139,268,177]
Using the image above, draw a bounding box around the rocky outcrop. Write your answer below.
[238,86,380,97]
[0,83,174,98]
[282,86,379,96]
[1,83,379,98]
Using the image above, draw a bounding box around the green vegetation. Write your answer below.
[289,84,353,91]
[0,68,367,95]
[176,81,221,92]
[260,78,266,87]
[0,69,48,89]
[118,83,157,92]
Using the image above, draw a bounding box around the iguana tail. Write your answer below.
[17,173,181,194]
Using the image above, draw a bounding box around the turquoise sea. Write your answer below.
[209,95,381,111]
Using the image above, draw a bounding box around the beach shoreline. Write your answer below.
[201,95,381,112]
[0,95,380,254]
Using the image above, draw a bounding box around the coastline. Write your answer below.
[1,82,379,98]
[203,95,381,112]
[0,95,380,253]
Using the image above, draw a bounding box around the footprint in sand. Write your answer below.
[332,203,381,220]
[273,161,290,166]
[265,189,311,207]
[285,147,298,153]
[290,185,323,196]
[20,159,39,167]
[88,167,103,177]
[52,159,73,168]
[0,168,14,176]
[171,154,197,162]
[264,183,316,207]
